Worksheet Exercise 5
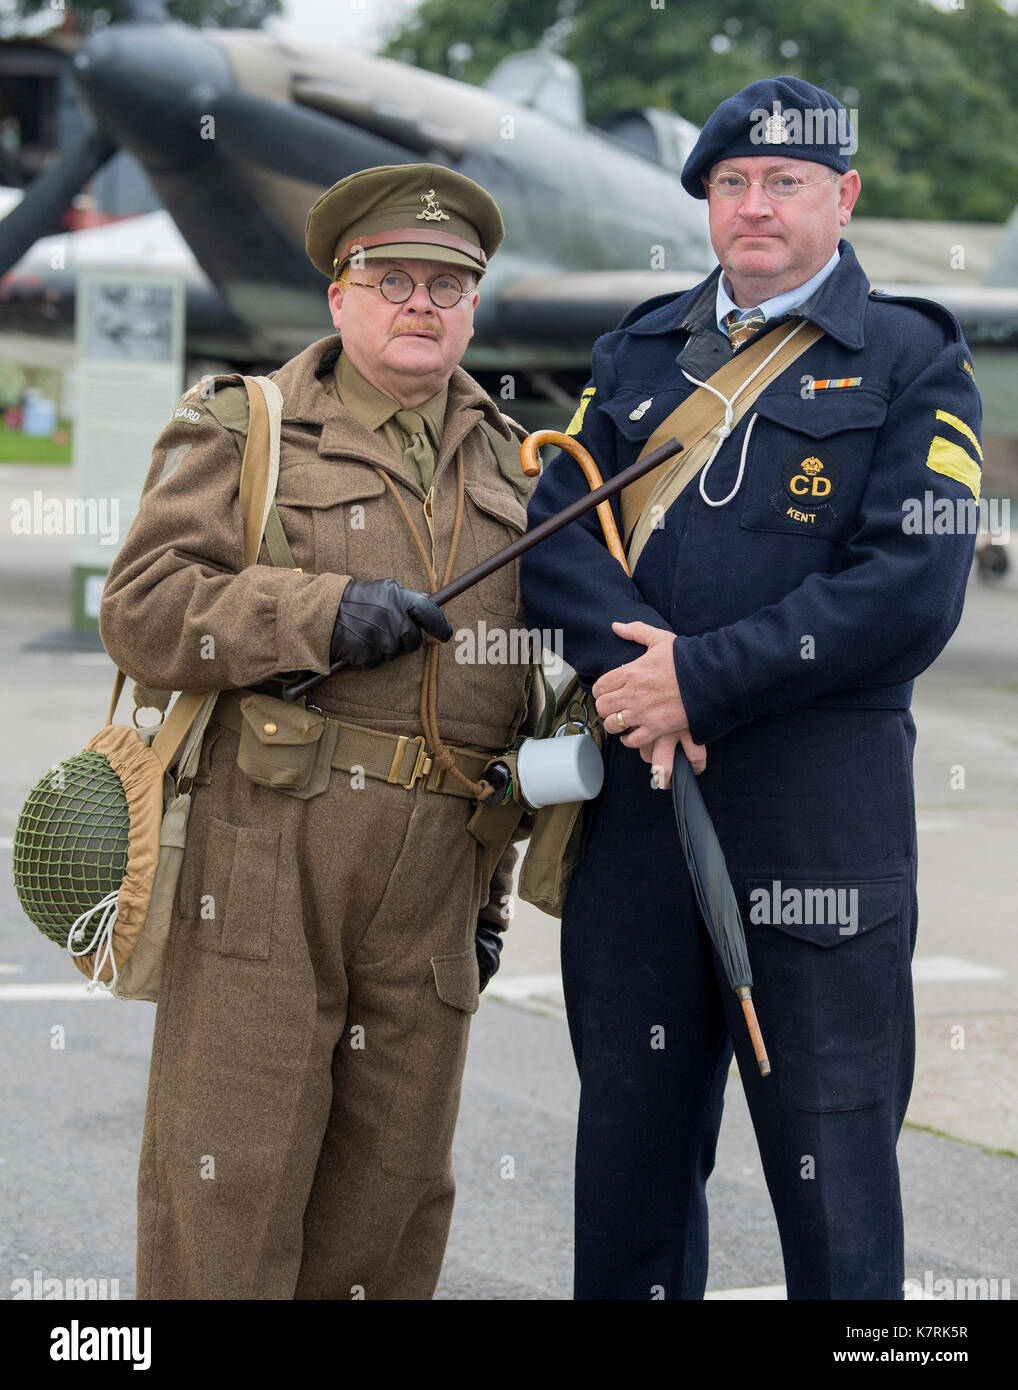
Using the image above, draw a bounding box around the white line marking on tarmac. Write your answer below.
[913,955,1004,982]
[704,1282,939,1300]
[486,973,567,1021]
[487,973,562,999]
[0,836,12,850]
[916,818,961,832]
[706,1285,786,1300]
[0,982,112,1001]
[0,964,25,974]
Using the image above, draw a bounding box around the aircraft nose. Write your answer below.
[71,23,234,169]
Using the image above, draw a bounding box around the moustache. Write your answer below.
[391,320,442,340]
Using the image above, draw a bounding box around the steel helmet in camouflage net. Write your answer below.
[13,725,165,985]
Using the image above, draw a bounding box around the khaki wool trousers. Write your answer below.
[136,721,483,1300]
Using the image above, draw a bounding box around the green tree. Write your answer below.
[385,0,1018,221]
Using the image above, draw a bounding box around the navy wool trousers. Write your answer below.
[562,705,918,1301]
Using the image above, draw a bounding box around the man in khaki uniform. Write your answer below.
[99,165,537,1300]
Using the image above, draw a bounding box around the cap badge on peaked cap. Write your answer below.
[417,189,450,223]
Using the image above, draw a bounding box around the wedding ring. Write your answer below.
[615,711,628,731]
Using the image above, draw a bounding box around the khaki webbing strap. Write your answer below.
[238,374,282,568]
[619,319,825,544]
[150,690,211,771]
[106,373,285,772]
[264,503,298,569]
[211,690,492,800]
[107,670,126,726]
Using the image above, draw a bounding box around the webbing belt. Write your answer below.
[212,689,493,800]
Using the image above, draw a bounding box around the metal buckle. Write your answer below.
[387,735,433,788]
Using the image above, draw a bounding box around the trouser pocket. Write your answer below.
[744,875,906,1111]
[183,815,280,960]
[380,947,479,1179]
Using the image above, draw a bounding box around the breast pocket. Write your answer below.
[273,463,386,576]
[739,388,888,543]
[596,387,682,453]
[464,480,527,617]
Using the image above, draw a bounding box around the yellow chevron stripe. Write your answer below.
[935,409,983,461]
[925,437,981,500]
[566,387,596,437]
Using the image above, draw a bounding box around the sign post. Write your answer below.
[71,272,184,632]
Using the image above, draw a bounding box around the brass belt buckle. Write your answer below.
[388,735,433,789]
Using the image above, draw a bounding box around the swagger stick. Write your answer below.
[284,435,684,700]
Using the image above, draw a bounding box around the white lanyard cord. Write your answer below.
[681,319,808,508]
[67,890,120,992]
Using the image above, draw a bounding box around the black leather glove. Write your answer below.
[330,577,452,668]
[475,920,504,994]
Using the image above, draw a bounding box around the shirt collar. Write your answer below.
[333,350,447,443]
[715,248,841,331]
[623,240,869,351]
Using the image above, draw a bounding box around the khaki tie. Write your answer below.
[394,409,436,492]
[724,308,766,352]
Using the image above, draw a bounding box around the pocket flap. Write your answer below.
[464,480,526,534]
[275,462,387,509]
[597,389,675,444]
[430,947,480,1013]
[745,876,903,948]
[238,693,325,746]
[751,389,888,439]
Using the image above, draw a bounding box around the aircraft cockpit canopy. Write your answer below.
[598,108,702,174]
[481,51,585,129]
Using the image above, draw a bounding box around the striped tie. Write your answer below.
[724,308,766,351]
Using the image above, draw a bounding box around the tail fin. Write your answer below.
[984,206,1018,287]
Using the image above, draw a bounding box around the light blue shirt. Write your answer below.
[715,248,841,332]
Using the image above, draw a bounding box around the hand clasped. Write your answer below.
[592,620,707,783]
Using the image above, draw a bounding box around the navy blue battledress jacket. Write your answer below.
[519,241,982,1109]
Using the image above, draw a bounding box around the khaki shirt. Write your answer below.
[327,352,446,493]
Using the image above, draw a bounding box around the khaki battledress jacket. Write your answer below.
[97,336,539,1299]
[100,334,537,911]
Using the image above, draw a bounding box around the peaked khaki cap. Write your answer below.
[305,163,505,279]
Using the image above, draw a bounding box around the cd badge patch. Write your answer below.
[770,455,839,528]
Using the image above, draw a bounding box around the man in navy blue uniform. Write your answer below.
[520,77,982,1300]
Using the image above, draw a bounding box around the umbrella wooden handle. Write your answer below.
[521,430,630,574]
[736,986,771,1077]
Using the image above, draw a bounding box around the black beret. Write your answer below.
[681,76,856,199]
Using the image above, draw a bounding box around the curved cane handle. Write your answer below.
[520,430,630,574]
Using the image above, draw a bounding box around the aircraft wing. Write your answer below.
[485,269,1018,354]
[490,270,706,348]
[867,283,1018,346]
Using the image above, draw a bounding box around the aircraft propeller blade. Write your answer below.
[206,90,413,186]
[0,124,117,274]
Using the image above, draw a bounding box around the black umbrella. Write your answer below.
[671,751,770,1076]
